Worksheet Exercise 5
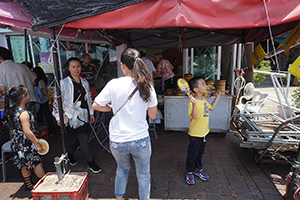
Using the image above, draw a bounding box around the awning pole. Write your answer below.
[231,44,237,95]
[28,36,36,68]
[50,27,67,155]
[56,40,63,79]
[24,29,28,63]
[190,48,194,75]
[217,46,222,80]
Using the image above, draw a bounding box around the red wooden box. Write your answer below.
[31,172,89,200]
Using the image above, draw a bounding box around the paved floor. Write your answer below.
[0,85,297,199]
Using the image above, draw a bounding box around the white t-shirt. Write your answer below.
[94,76,157,142]
[0,60,37,102]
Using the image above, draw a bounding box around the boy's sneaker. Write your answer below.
[193,168,209,181]
[186,171,195,185]
[88,159,102,173]
[68,153,77,166]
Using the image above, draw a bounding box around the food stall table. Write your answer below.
[164,95,232,135]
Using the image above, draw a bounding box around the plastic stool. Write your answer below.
[1,140,11,182]
[38,126,49,140]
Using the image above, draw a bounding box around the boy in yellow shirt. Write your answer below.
[186,77,221,185]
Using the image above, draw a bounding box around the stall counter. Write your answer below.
[164,95,232,134]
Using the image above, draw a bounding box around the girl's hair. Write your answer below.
[3,84,28,123]
[33,67,48,85]
[63,57,81,78]
[121,48,153,102]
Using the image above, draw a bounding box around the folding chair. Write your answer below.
[148,120,157,139]
[88,112,110,153]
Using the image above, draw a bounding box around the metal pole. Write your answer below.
[24,29,28,63]
[190,48,194,75]
[50,28,67,154]
[231,44,237,95]
[217,46,221,80]
[28,36,36,68]
[56,40,63,79]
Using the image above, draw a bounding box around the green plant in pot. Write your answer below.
[253,60,272,85]
[292,87,300,108]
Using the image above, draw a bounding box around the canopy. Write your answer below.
[64,0,300,48]
[0,1,112,45]
[14,0,300,48]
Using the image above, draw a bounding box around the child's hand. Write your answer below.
[215,90,221,97]
[34,142,42,153]
[189,95,197,104]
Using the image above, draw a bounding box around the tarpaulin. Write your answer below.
[63,0,300,48]
[15,0,148,31]
[12,0,300,48]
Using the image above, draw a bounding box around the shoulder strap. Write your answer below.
[112,87,138,118]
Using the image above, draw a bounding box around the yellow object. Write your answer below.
[285,22,300,54]
[288,55,300,79]
[188,99,211,137]
[251,43,266,67]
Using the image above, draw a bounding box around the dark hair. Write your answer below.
[121,48,153,102]
[33,67,48,85]
[3,85,28,123]
[153,52,162,59]
[188,76,204,93]
[82,53,90,59]
[139,49,146,57]
[63,57,81,78]
[0,47,12,60]
[21,61,33,70]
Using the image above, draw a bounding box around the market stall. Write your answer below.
[164,95,232,134]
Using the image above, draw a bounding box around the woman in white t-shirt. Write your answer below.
[93,48,157,200]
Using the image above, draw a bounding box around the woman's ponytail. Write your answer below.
[132,57,152,102]
[121,48,153,102]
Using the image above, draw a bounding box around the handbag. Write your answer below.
[111,87,138,119]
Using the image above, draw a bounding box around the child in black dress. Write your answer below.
[4,84,45,190]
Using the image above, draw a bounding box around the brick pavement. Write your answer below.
[0,121,290,200]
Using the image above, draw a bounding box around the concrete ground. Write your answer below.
[0,83,299,199]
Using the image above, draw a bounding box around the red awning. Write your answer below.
[65,0,300,30]
[63,0,300,48]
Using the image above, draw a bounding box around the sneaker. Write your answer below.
[186,171,195,185]
[88,159,102,173]
[193,168,209,181]
[68,153,77,166]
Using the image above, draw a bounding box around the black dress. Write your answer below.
[10,108,42,170]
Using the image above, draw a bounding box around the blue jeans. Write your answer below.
[110,136,151,199]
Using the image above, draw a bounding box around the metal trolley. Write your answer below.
[231,113,300,164]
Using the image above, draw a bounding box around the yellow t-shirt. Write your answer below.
[188,98,211,137]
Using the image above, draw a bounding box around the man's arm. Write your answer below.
[0,86,6,98]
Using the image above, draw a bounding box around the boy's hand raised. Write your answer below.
[215,90,221,97]
[189,95,197,104]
